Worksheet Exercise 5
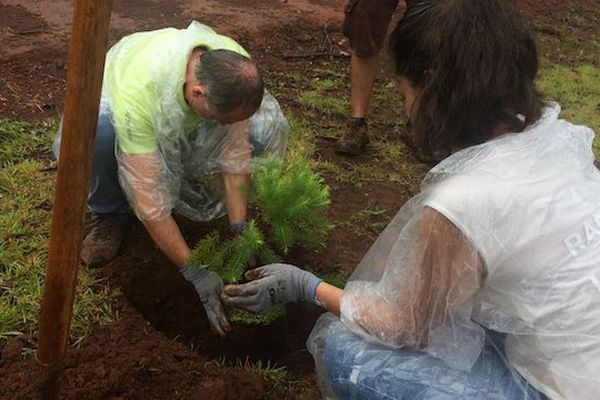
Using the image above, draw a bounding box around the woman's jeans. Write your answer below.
[320,327,547,400]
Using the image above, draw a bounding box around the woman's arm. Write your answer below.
[341,208,485,348]
[315,282,344,316]
[223,208,484,350]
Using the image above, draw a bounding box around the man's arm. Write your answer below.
[120,152,230,336]
[120,153,191,267]
[221,119,252,225]
[223,172,250,225]
[143,216,191,268]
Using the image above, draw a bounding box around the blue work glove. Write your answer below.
[221,263,322,313]
[180,265,231,337]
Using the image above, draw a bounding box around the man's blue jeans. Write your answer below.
[54,109,130,215]
[319,327,547,400]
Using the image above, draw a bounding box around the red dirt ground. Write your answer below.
[0,0,598,399]
[2,302,266,400]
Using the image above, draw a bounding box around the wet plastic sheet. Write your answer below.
[308,104,600,399]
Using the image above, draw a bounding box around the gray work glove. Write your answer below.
[221,263,322,313]
[180,265,231,337]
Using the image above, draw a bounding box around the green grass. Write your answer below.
[351,207,390,233]
[228,306,287,326]
[285,115,319,162]
[213,356,320,399]
[320,272,348,289]
[538,63,600,159]
[0,119,114,343]
[298,74,347,116]
[299,90,346,116]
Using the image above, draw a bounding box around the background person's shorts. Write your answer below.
[342,0,400,58]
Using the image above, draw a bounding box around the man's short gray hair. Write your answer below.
[195,49,264,115]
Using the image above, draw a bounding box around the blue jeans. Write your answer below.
[320,328,547,400]
[53,109,130,215]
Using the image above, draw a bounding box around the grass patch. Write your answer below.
[285,114,319,162]
[298,74,347,116]
[538,63,600,159]
[0,119,114,343]
[228,306,287,326]
[299,90,346,116]
[213,356,320,399]
[320,272,348,289]
[351,207,390,233]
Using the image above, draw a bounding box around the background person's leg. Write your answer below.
[349,53,379,120]
[336,0,400,156]
[318,323,546,400]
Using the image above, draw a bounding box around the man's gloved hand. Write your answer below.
[221,263,322,313]
[180,265,231,337]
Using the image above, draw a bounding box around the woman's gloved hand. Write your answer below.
[221,263,322,313]
[180,265,231,337]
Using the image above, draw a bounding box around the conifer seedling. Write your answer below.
[250,156,331,253]
[189,155,331,325]
[188,221,279,284]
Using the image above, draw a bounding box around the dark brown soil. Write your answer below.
[1,303,265,400]
[0,0,598,399]
[100,216,324,377]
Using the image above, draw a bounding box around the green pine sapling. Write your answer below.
[250,156,330,253]
[188,155,331,325]
[188,221,279,284]
[188,222,284,325]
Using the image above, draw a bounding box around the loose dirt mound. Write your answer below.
[0,303,265,400]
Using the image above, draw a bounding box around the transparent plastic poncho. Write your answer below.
[53,92,289,222]
[308,104,600,400]
[54,22,289,222]
[115,91,289,222]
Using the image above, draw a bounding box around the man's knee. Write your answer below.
[342,0,400,58]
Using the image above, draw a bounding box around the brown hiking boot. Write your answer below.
[81,213,130,268]
[335,118,370,156]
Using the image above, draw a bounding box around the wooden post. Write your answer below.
[37,0,112,398]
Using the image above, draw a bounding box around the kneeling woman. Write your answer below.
[222,0,600,398]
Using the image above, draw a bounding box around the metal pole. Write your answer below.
[37,0,112,398]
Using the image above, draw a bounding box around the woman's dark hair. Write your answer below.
[390,0,543,157]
